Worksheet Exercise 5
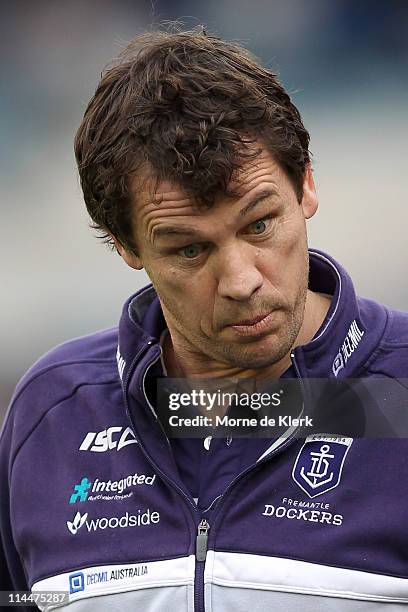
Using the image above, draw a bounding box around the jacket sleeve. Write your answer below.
[0,396,36,611]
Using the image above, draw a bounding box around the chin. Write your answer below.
[218,336,292,370]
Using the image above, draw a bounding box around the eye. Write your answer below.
[247,218,269,234]
[179,243,204,259]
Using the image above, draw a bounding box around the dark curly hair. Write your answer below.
[74,28,311,253]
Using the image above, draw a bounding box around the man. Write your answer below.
[1,29,408,612]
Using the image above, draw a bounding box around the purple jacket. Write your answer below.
[1,249,408,611]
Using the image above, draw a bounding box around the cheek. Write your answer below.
[148,265,210,317]
[142,262,181,312]
[152,273,184,306]
[258,222,308,294]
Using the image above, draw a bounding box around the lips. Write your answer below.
[230,312,271,326]
[227,310,278,337]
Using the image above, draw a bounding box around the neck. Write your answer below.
[163,290,331,381]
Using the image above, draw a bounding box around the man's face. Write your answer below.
[123,145,318,370]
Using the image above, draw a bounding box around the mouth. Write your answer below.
[232,312,271,326]
[228,310,277,337]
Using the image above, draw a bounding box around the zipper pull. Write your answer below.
[196,519,210,562]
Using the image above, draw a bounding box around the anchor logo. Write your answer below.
[292,435,352,498]
[300,444,334,490]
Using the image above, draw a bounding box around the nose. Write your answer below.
[216,244,263,301]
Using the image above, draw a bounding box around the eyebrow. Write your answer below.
[152,189,278,243]
[238,189,279,217]
[152,225,205,242]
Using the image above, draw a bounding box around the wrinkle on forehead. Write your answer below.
[143,200,204,245]
[130,145,290,245]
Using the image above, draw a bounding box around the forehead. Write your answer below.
[129,145,292,235]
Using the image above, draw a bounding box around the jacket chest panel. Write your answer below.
[211,438,408,578]
[12,405,196,589]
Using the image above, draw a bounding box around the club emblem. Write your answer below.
[292,435,353,498]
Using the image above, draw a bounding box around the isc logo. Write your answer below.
[79,426,138,452]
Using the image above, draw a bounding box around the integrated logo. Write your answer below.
[66,509,160,534]
[69,472,156,504]
[69,572,85,594]
[332,319,365,376]
[70,478,91,503]
[292,434,353,498]
[79,426,137,452]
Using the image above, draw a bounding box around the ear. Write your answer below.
[112,237,143,270]
[301,164,318,219]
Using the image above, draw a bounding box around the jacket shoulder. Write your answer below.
[367,306,408,377]
[15,325,118,390]
[1,327,120,449]
[383,307,408,345]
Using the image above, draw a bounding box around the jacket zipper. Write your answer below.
[195,519,210,612]
[138,350,214,611]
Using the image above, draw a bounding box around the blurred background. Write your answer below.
[1,0,407,423]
